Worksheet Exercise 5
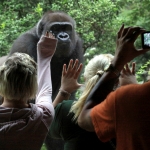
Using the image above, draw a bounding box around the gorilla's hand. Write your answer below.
[37,32,58,58]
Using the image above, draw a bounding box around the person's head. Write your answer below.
[70,54,114,122]
[0,52,37,102]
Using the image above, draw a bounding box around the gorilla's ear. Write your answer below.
[36,19,44,38]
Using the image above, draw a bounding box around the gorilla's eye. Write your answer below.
[51,24,60,32]
[62,25,72,31]
[50,24,72,33]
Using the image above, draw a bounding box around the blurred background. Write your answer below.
[0,0,150,93]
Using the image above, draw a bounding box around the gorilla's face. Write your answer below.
[49,22,73,41]
[37,13,77,58]
[48,22,76,57]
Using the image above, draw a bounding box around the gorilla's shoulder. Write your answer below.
[17,27,39,43]
[10,27,39,55]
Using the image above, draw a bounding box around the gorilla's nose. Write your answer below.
[57,32,69,41]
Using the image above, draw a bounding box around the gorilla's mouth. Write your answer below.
[57,39,71,44]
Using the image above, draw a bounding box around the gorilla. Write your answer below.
[2,11,84,150]
[9,10,84,100]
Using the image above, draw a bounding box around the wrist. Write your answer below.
[111,57,125,71]
[105,64,121,77]
[59,89,71,98]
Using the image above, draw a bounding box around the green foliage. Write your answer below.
[50,0,119,55]
[0,0,42,56]
[136,59,150,82]
[0,0,150,81]
[35,3,43,16]
[113,0,150,80]
[0,13,38,55]
[41,144,47,150]
[0,0,119,57]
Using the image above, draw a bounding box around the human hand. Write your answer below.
[60,59,83,94]
[119,62,138,86]
[112,25,150,71]
[37,31,58,58]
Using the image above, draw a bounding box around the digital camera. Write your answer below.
[141,31,150,48]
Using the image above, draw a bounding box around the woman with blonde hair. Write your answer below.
[50,54,127,150]
[0,32,57,150]
[70,54,138,122]
[70,54,114,121]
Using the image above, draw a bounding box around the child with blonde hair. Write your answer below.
[0,32,57,150]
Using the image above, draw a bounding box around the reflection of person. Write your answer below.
[78,25,150,150]
[0,32,57,150]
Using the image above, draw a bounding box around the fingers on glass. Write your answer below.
[117,24,124,38]
[64,59,82,78]
[45,31,55,39]
[74,63,83,79]
[62,64,67,75]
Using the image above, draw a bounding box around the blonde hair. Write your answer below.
[0,52,37,101]
[70,54,114,122]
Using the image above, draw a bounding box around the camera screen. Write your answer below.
[143,32,150,47]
